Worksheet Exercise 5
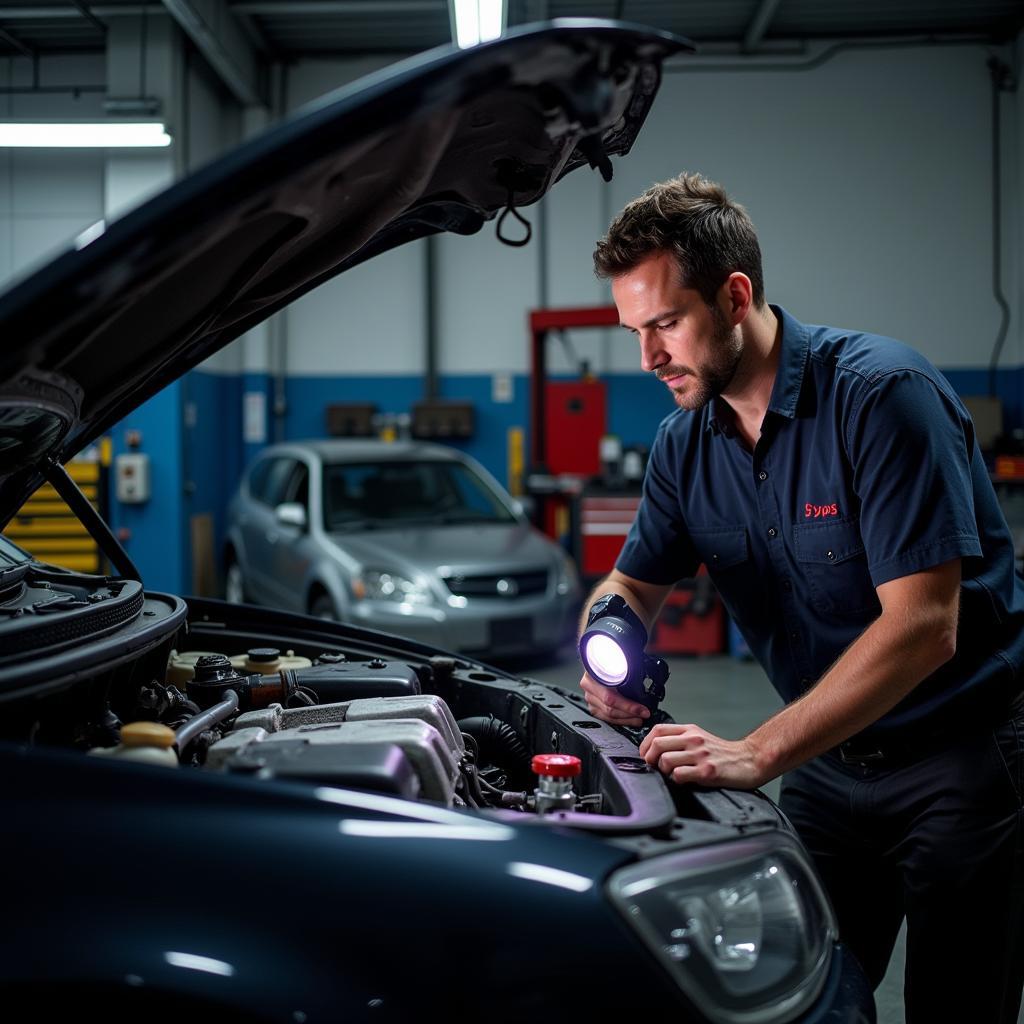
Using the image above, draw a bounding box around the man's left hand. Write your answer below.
[638,723,766,790]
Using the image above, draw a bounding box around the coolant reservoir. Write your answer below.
[89,722,179,768]
[168,647,313,685]
[166,650,224,687]
[229,647,313,675]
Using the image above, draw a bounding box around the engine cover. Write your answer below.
[207,695,465,804]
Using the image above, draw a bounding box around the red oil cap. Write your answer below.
[532,754,582,778]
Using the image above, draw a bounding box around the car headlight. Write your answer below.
[608,833,836,1024]
[353,570,435,606]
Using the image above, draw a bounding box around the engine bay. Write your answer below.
[0,552,785,843]
[0,565,697,833]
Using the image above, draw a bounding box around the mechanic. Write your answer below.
[580,172,1024,1023]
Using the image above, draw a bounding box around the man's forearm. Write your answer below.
[577,571,667,639]
[747,607,957,780]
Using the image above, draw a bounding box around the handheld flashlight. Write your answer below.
[578,593,669,713]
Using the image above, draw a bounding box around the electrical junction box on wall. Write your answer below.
[115,453,151,503]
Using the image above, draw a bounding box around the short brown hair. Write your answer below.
[594,172,765,307]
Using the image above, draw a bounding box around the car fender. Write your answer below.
[304,559,351,620]
[223,522,248,572]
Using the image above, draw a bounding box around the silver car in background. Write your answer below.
[224,439,581,658]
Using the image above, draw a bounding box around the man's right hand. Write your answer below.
[579,671,651,727]
[577,570,671,728]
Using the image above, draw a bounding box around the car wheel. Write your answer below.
[224,559,247,604]
[310,593,337,620]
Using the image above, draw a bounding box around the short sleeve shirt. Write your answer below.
[616,306,1024,741]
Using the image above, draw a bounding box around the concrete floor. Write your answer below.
[506,647,1024,1024]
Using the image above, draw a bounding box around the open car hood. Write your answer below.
[0,20,691,524]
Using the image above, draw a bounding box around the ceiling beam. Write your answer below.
[68,1,108,34]
[232,11,274,56]
[160,0,265,107]
[230,2,439,14]
[743,0,782,53]
[0,25,36,59]
[0,5,165,16]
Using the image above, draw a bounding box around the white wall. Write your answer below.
[0,54,106,288]
[278,56,430,378]
[185,58,249,376]
[185,55,243,173]
[252,38,1019,380]
[635,45,1001,370]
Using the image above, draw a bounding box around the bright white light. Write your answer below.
[340,820,512,841]
[478,0,504,42]
[314,786,514,837]
[585,633,628,684]
[451,0,505,48]
[164,952,235,977]
[74,219,106,249]
[0,123,171,148]
[507,862,594,892]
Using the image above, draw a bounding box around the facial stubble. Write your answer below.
[665,305,744,412]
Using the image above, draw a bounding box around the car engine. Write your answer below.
[0,562,706,831]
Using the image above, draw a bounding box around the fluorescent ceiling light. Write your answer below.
[0,122,171,148]
[450,0,505,49]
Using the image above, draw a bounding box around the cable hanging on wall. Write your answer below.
[987,54,1016,399]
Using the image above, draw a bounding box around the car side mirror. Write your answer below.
[512,495,536,520]
[275,502,307,530]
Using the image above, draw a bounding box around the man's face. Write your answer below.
[611,251,742,411]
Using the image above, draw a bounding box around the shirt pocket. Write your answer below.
[792,516,879,616]
[689,525,749,570]
[688,526,755,622]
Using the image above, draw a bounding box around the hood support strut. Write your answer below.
[42,458,142,582]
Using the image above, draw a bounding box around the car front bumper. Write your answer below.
[350,590,579,656]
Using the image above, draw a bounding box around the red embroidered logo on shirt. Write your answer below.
[804,503,839,519]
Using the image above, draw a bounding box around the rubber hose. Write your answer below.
[457,715,531,771]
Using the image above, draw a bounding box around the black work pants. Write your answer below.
[779,703,1024,1024]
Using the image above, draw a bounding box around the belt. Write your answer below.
[834,732,942,768]
[831,685,1024,769]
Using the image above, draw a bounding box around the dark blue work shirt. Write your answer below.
[617,306,1024,742]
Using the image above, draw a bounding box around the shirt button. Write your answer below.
[790,631,799,641]
[758,470,768,481]
[800,677,812,687]
[781,579,792,592]
[767,527,777,538]
[826,550,835,560]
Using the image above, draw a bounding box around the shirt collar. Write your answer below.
[766,305,810,419]
[705,304,810,435]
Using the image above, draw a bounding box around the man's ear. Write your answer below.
[719,272,753,326]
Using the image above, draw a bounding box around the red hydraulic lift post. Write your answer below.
[527,305,727,657]
[528,305,620,470]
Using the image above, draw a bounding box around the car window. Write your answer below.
[286,464,309,509]
[322,460,514,529]
[247,457,274,501]
[252,458,299,508]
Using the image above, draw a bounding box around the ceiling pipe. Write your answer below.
[69,1,108,34]
[0,26,35,60]
[742,0,782,53]
[160,0,266,107]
